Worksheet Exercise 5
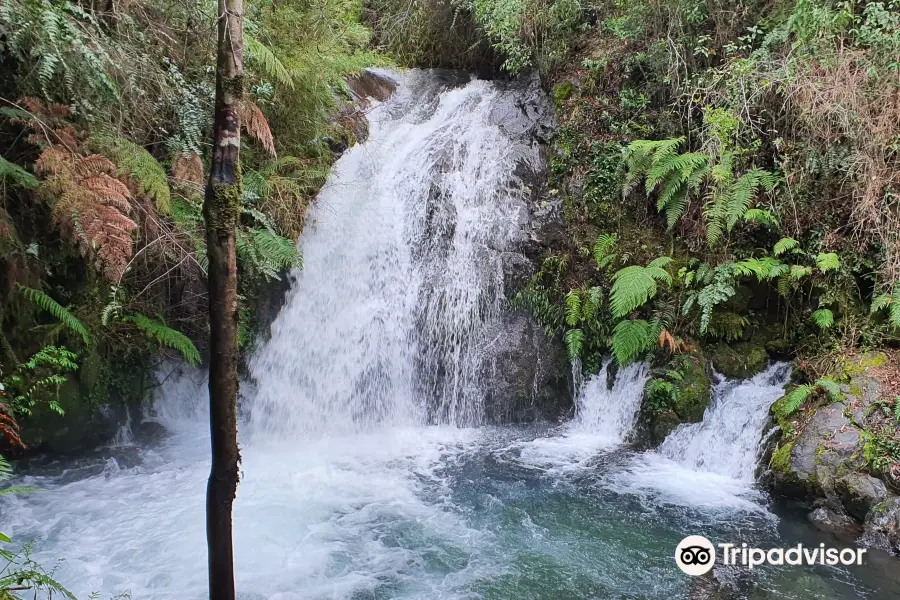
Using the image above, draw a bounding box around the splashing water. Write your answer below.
[610,362,791,510]
[0,72,891,600]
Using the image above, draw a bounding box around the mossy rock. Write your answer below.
[710,340,768,379]
[553,81,574,105]
[770,441,794,475]
[835,351,888,382]
[672,352,711,422]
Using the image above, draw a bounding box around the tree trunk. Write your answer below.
[203,1,243,599]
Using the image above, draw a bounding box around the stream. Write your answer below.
[3,70,900,600]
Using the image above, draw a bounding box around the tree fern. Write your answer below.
[611,319,653,365]
[246,36,295,89]
[812,308,835,329]
[94,136,171,214]
[610,258,672,318]
[18,285,89,344]
[124,314,200,366]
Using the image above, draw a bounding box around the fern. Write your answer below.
[610,258,672,318]
[733,257,789,281]
[593,233,617,269]
[0,156,39,189]
[812,308,835,329]
[611,319,653,365]
[94,136,171,214]
[743,208,779,228]
[246,36,295,89]
[18,285,89,344]
[124,314,200,366]
[693,264,736,334]
[565,290,582,327]
[775,384,813,418]
[871,286,900,329]
[773,237,799,256]
[564,328,584,361]
[705,166,775,246]
[815,252,840,273]
[816,378,843,401]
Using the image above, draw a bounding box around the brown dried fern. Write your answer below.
[241,100,277,157]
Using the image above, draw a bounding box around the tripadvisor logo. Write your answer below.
[675,535,868,576]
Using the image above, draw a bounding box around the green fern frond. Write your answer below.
[593,233,617,269]
[726,167,774,230]
[774,384,813,418]
[565,290,582,327]
[811,308,834,329]
[251,228,303,270]
[18,285,89,344]
[815,252,840,273]
[610,262,669,318]
[790,265,812,280]
[611,319,653,365]
[123,314,200,366]
[0,156,39,189]
[773,237,799,256]
[871,286,900,329]
[247,36,295,89]
[564,328,584,361]
[94,136,171,214]
[743,208,779,228]
[815,378,843,400]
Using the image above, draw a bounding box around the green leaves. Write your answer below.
[773,237,799,256]
[124,314,200,366]
[93,136,171,214]
[871,286,900,329]
[18,285,89,344]
[774,378,843,419]
[811,308,835,329]
[610,319,653,365]
[815,252,840,272]
[246,36,295,89]
[610,257,672,318]
[0,156,39,189]
[564,290,581,327]
[593,233,617,269]
[564,328,584,361]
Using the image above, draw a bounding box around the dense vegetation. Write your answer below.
[1,0,900,595]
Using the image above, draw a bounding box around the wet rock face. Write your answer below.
[807,506,863,539]
[836,473,891,521]
[862,497,900,553]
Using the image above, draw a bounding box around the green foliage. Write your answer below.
[564,328,584,361]
[682,263,736,335]
[811,308,835,329]
[237,227,303,281]
[564,290,582,327]
[610,257,672,318]
[0,157,39,190]
[93,136,171,214]
[18,286,89,345]
[1,539,76,600]
[705,166,775,247]
[774,378,842,419]
[247,36,295,90]
[610,319,653,365]
[815,252,840,273]
[123,314,200,366]
[2,346,77,417]
[593,233,617,270]
[871,286,900,329]
[773,237,799,256]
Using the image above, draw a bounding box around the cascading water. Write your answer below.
[610,362,792,510]
[249,70,538,437]
[1,72,892,600]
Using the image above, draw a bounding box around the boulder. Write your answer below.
[637,349,712,446]
[710,340,768,380]
[807,506,862,539]
[862,497,900,554]
[836,472,892,521]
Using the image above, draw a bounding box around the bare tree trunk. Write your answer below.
[203,0,243,598]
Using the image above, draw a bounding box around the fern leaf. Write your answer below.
[94,137,171,214]
[611,265,660,318]
[611,319,652,365]
[19,285,89,344]
[0,156,39,189]
[246,36,295,89]
[565,290,582,327]
[815,378,843,400]
[871,287,900,329]
[241,101,277,158]
[811,308,834,329]
[773,237,799,256]
[564,328,584,361]
[743,208,779,228]
[774,384,813,418]
[815,252,840,273]
[593,233,617,269]
[124,314,200,366]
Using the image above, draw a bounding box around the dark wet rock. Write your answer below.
[862,497,900,554]
[132,420,170,445]
[490,72,557,142]
[636,349,711,447]
[480,311,571,423]
[346,69,397,105]
[807,506,863,539]
[710,340,768,380]
[688,565,765,600]
[836,472,892,521]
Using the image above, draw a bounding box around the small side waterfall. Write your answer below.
[659,362,791,480]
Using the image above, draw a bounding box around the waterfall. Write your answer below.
[659,362,791,480]
[248,71,540,438]
[515,361,649,471]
